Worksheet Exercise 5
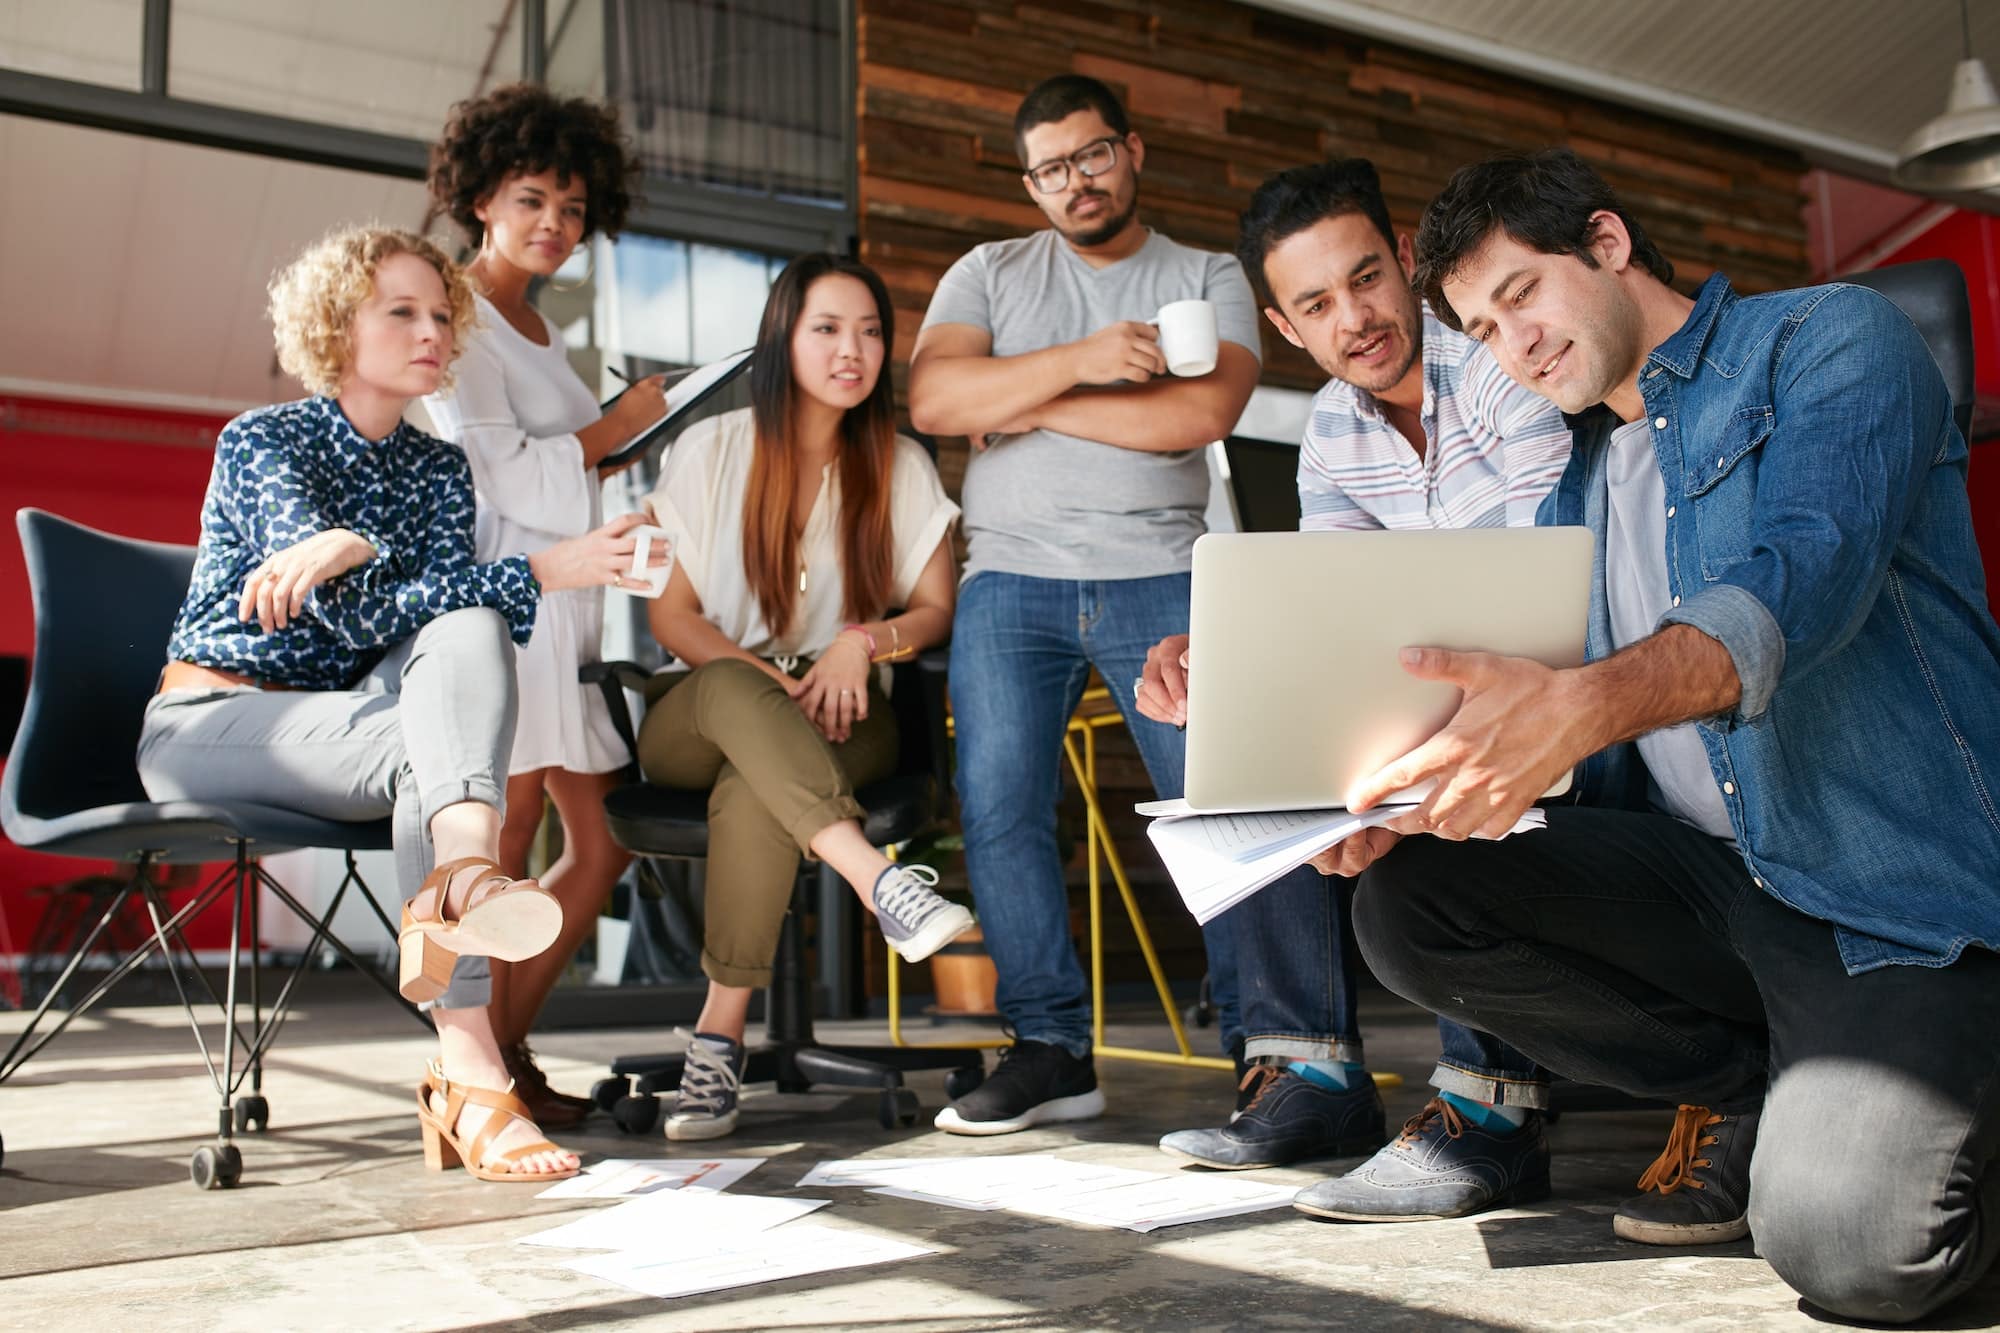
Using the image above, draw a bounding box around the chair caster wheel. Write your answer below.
[591,1076,630,1112]
[234,1096,271,1133]
[612,1094,661,1135]
[190,1142,243,1190]
[943,1064,985,1101]
[878,1087,920,1130]
[1185,973,1216,1029]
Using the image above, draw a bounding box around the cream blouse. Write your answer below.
[648,406,958,663]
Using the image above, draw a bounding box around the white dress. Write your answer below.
[422,295,628,776]
[647,406,960,684]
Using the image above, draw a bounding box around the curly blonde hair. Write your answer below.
[267,226,477,396]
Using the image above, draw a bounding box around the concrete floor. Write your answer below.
[4,975,1998,1332]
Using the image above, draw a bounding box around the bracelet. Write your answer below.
[840,624,878,657]
[869,620,916,663]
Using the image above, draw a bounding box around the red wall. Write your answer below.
[2,395,234,959]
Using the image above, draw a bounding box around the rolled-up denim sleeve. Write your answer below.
[1658,583,1787,722]
[1658,286,1947,725]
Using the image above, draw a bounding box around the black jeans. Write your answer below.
[1354,807,2000,1324]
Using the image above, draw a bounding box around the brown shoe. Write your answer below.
[416,1060,579,1183]
[504,1041,593,1129]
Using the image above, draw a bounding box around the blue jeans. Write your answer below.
[1231,866,1364,1066]
[951,571,1242,1059]
[1436,1016,1548,1109]
[1232,855,1545,1097]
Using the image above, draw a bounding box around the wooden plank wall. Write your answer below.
[854,0,1810,1004]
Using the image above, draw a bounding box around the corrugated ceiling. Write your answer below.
[1260,0,1999,193]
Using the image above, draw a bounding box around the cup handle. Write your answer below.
[629,530,652,580]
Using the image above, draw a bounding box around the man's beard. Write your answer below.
[1061,189,1138,248]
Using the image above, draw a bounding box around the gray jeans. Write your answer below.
[137,608,519,1009]
[1355,806,2000,1324]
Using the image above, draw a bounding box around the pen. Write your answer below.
[605,364,635,385]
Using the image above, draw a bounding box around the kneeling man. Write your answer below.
[1331,148,2000,1324]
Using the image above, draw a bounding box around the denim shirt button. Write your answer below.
[1723,781,1736,795]
[1653,416,1668,429]
[1716,456,1726,469]
[1672,594,1681,606]
[1667,505,1676,518]
[1753,876,1764,888]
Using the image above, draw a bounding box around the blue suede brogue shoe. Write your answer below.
[1159,1065,1388,1170]
[1292,1096,1552,1221]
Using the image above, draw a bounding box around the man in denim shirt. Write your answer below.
[1319,149,2000,1323]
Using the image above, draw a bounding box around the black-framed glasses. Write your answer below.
[1023,137,1122,195]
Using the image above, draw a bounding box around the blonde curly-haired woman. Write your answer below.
[137,226,656,1182]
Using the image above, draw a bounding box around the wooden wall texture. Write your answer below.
[852,0,1811,1004]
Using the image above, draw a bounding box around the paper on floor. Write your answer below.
[564,1222,933,1299]
[535,1157,765,1199]
[517,1187,826,1250]
[804,1153,1298,1232]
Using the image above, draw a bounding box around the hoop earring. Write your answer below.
[547,242,596,293]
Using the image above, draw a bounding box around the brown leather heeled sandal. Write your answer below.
[398,857,562,1003]
[416,1060,580,1183]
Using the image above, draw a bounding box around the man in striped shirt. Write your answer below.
[1138,159,1573,1223]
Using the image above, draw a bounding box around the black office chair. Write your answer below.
[1841,258,1976,442]
[583,651,988,1133]
[1222,435,1304,533]
[1,509,409,1188]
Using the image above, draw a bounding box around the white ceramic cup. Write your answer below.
[611,524,675,598]
[1155,298,1219,377]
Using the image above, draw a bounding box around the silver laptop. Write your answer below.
[1182,528,1594,812]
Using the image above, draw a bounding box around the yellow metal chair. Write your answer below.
[887,685,1402,1090]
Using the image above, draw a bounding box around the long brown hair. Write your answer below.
[741,254,899,636]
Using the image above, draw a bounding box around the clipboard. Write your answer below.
[596,348,755,471]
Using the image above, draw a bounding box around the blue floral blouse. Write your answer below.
[165,396,541,690]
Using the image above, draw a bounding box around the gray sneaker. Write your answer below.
[872,864,973,963]
[1613,1104,1758,1245]
[664,1029,744,1142]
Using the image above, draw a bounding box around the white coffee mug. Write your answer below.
[1155,298,1219,377]
[611,524,675,598]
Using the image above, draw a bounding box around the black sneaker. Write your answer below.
[1160,1065,1387,1170]
[933,1039,1104,1135]
[1613,1104,1758,1245]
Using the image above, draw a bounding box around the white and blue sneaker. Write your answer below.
[871,864,974,963]
[664,1028,745,1142]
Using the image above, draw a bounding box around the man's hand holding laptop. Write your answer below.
[1139,633,1598,878]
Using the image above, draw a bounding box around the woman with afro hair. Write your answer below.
[423,83,659,1128]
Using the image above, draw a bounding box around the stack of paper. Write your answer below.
[517,1188,827,1251]
[518,1185,934,1299]
[535,1157,764,1199]
[565,1225,934,1299]
[1140,799,1547,925]
[799,1154,1298,1232]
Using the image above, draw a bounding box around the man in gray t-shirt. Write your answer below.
[909,75,1260,1135]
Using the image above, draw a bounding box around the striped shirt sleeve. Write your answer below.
[1463,342,1574,527]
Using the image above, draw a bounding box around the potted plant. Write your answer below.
[896,828,997,1017]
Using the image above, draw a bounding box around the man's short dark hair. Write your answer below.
[1236,158,1397,307]
[1014,74,1130,161]
[1413,148,1675,330]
